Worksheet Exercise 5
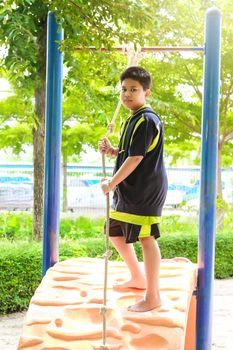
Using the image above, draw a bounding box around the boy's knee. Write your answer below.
[139,236,155,246]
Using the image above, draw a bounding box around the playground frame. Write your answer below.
[42,8,221,350]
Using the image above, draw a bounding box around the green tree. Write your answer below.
[61,123,105,211]
[0,95,32,153]
[0,1,49,240]
[142,0,233,201]
[1,0,232,233]
[0,0,151,240]
[61,50,126,211]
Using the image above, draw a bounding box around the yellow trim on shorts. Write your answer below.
[109,210,161,226]
[139,225,151,238]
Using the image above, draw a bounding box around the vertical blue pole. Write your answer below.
[42,12,63,276]
[196,8,221,350]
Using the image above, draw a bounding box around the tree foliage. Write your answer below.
[0,95,32,153]
[0,0,233,224]
[146,0,233,169]
[0,0,154,238]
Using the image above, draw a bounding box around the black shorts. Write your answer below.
[104,218,160,244]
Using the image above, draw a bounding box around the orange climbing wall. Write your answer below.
[17,257,196,350]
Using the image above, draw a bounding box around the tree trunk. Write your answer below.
[32,19,47,241]
[62,154,68,212]
[216,141,225,230]
[217,138,222,195]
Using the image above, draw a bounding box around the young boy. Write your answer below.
[98,66,168,312]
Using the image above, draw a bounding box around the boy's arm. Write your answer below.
[101,155,143,194]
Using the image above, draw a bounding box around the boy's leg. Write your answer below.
[128,236,161,312]
[110,236,146,289]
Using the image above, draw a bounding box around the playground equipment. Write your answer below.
[18,257,197,350]
[18,7,221,350]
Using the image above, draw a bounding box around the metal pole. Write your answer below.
[196,8,221,350]
[42,12,63,276]
[74,46,204,52]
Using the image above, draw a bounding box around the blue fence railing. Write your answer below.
[0,164,232,214]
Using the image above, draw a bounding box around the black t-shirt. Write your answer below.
[112,106,168,216]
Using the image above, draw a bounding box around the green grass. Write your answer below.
[0,211,200,241]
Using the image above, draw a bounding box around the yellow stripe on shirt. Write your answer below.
[129,116,145,146]
[147,124,160,153]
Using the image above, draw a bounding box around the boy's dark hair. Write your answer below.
[120,66,151,90]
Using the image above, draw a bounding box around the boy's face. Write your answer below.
[120,78,150,112]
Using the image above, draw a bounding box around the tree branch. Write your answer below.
[223,129,233,143]
[67,0,111,34]
[183,63,202,102]
[164,122,201,140]
[173,111,201,135]
[221,80,233,108]
[221,80,233,139]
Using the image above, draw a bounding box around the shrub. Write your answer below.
[0,212,32,240]
[215,232,233,278]
[2,211,233,244]
[0,230,232,314]
[0,242,41,314]
[160,215,198,235]
[0,213,105,241]
[60,216,105,240]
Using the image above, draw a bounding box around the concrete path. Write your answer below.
[0,279,232,350]
[212,279,233,349]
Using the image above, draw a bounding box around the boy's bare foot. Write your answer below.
[127,296,161,312]
[113,276,146,290]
